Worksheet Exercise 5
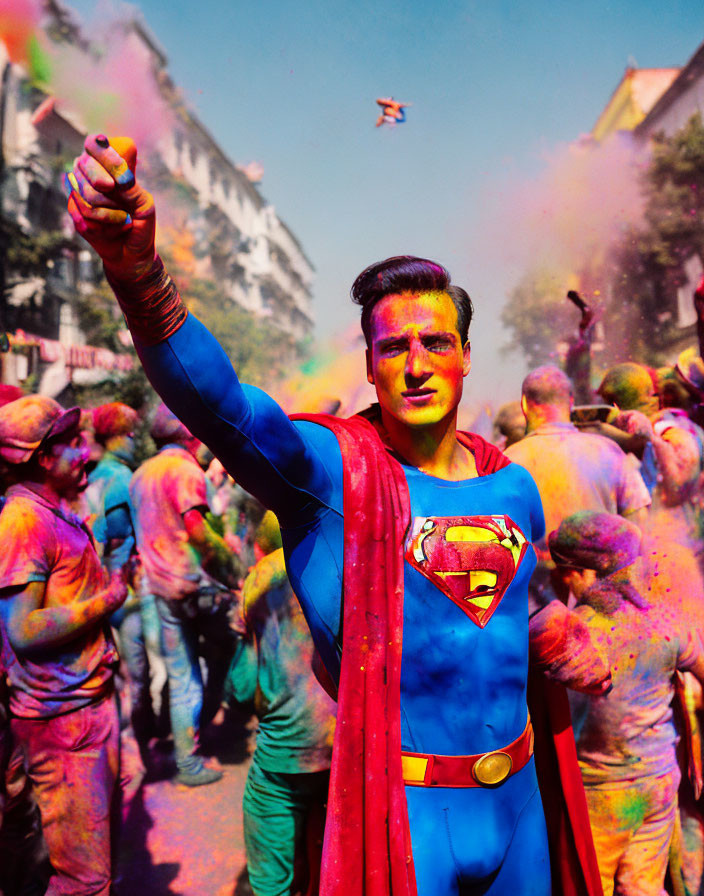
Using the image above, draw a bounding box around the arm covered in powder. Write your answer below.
[67,135,333,524]
[529,600,611,695]
[0,574,127,655]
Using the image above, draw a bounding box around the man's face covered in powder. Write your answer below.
[366,290,471,430]
[39,431,90,498]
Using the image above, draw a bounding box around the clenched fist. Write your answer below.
[66,134,156,280]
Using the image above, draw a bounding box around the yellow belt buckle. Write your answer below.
[472,751,513,786]
[402,754,429,785]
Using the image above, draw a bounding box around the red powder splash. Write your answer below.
[6,0,175,153]
[0,0,42,64]
[44,30,175,154]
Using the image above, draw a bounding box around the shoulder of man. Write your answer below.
[457,431,511,476]
[504,423,572,449]
[0,491,53,528]
[132,446,199,483]
[573,427,635,462]
[0,492,57,580]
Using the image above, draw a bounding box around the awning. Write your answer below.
[10,330,133,372]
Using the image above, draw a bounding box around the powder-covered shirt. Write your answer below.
[129,445,210,600]
[238,548,336,774]
[85,452,134,546]
[0,485,118,719]
[574,545,704,784]
[506,423,651,562]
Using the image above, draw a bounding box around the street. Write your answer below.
[116,706,256,896]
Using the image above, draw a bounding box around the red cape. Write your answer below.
[293,412,602,896]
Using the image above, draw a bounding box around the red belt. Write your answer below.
[401,717,534,788]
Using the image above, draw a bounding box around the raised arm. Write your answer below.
[67,136,333,523]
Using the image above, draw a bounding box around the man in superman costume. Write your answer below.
[66,135,603,896]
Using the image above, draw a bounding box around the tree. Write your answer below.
[607,113,704,363]
[504,114,704,369]
[501,267,578,369]
[184,275,302,388]
[2,220,70,280]
[644,112,704,266]
[72,280,125,354]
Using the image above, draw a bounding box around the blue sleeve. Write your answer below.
[103,472,132,525]
[103,501,136,572]
[92,514,108,545]
[104,505,132,543]
[135,313,336,525]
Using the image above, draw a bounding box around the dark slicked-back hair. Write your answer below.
[351,255,473,347]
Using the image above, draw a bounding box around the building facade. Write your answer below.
[634,40,704,340]
[588,40,704,357]
[591,67,680,144]
[0,1,314,396]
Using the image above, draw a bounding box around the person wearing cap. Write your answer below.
[227,511,336,896]
[505,365,651,611]
[129,403,242,787]
[549,510,704,896]
[0,394,128,896]
[0,385,48,892]
[0,392,50,894]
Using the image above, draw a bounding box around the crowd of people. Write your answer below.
[0,391,336,896]
[0,132,703,896]
[498,349,704,896]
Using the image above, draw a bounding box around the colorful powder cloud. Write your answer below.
[473,132,648,280]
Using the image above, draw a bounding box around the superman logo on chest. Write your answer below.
[405,515,529,628]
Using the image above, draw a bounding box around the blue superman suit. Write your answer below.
[137,313,551,895]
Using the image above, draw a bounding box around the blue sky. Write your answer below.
[67,0,704,403]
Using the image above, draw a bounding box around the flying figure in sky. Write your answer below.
[375,96,409,127]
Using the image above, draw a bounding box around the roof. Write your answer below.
[592,67,680,142]
[635,38,704,137]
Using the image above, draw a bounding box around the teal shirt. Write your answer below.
[86,453,135,561]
